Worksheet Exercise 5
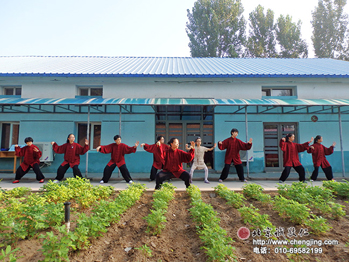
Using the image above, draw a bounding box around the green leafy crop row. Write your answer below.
[273,195,331,235]
[323,180,349,198]
[241,182,332,235]
[187,185,237,262]
[0,178,115,248]
[214,184,245,208]
[242,183,272,205]
[144,183,176,236]
[41,177,115,208]
[277,182,346,220]
[215,184,275,233]
[38,183,146,262]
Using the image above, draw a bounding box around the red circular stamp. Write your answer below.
[237,227,250,240]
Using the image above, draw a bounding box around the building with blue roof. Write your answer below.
[0,56,348,178]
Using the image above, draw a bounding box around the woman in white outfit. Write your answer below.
[186,137,216,183]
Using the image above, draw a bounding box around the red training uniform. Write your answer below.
[53,142,89,167]
[15,144,42,170]
[218,137,252,165]
[279,139,309,167]
[143,143,168,169]
[160,146,195,178]
[307,143,334,168]
[99,143,136,167]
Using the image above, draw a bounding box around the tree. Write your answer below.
[276,15,308,58]
[246,5,277,58]
[186,0,246,57]
[311,0,349,59]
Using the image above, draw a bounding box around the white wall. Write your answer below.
[2,76,349,99]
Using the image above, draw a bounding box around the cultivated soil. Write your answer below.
[4,191,349,262]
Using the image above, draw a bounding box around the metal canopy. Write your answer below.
[1,97,349,106]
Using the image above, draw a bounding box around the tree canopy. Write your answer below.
[276,15,308,58]
[246,5,277,58]
[186,0,246,57]
[311,0,349,60]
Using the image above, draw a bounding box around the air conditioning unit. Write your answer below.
[240,148,254,162]
[34,142,54,162]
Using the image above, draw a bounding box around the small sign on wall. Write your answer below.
[311,115,318,122]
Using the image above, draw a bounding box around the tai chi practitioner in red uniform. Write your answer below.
[97,135,139,184]
[13,137,45,183]
[141,136,169,181]
[51,134,89,182]
[279,134,313,183]
[155,138,195,190]
[218,128,252,183]
[307,135,336,181]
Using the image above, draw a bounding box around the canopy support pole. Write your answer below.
[85,105,90,178]
[245,106,250,179]
[118,106,122,178]
[338,107,345,178]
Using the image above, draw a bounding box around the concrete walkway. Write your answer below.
[0,171,347,191]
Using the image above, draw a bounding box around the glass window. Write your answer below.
[77,123,101,149]
[183,106,201,112]
[4,88,14,95]
[80,88,89,96]
[93,124,101,149]
[167,106,181,112]
[1,123,19,150]
[15,88,22,96]
[262,88,293,97]
[3,87,21,96]
[91,88,103,96]
[156,106,166,112]
[271,89,292,96]
[182,114,201,120]
[1,123,10,149]
[78,87,103,96]
[12,124,19,145]
[156,114,166,120]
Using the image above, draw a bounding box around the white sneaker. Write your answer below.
[129,180,134,184]
[100,180,104,184]
[278,180,284,183]
[310,179,314,182]
[53,180,59,184]
[218,179,223,183]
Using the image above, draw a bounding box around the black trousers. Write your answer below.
[150,165,158,181]
[311,165,333,180]
[155,171,190,190]
[219,163,244,181]
[15,163,45,181]
[102,164,133,183]
[55,164,82,181]
[279,165,305,182]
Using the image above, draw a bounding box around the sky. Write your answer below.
[0,0,348,58]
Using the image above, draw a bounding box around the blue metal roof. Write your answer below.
[0,56,348,78]
[0,97,349,106]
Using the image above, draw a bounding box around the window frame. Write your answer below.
[77,86,103,97]
[2,86,22,96]
[77,122,101,150]
[1,122,20,150]
[261,86,297,98]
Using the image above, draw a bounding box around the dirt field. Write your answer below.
[8,191,349,262]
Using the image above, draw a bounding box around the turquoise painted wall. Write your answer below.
[213,106,349,174]
[0,106,156,174]
[1,105,349,175]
